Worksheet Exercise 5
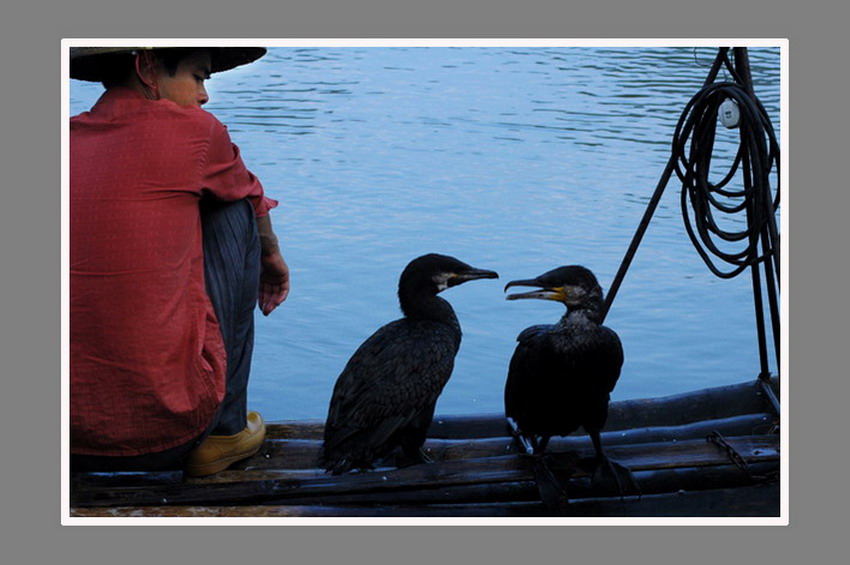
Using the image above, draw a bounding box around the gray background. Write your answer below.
[2,0,843,563]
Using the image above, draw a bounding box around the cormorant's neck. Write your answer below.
[399,289,458,325]
[562,297,604,325]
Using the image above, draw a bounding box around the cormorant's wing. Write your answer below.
[323,318,459,456]
[504,325,558,422]
[578,325,623,394]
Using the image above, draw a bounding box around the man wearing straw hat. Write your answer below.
[69,47,290,476]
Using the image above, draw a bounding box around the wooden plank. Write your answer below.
[265,420,325,440]
[598,435,779,471]
[242,439,322,470]
[560,484,781,517]
[562,462,779,499]
[70,501,555,518]
[70,483,779,518]
[275,480,540,508]
[255,460,780,508]
[71,468,326,489]
[71,457,531,508]
[71,470,185,489]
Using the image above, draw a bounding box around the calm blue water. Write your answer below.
[69,45,782,421]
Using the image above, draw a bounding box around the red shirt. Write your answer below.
[70,88,277,456]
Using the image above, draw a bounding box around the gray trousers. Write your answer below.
[71,199,260,472]
[201,198,260,437]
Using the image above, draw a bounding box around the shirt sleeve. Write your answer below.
[200,116,279,217]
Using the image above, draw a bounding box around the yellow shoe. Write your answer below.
[184,411,266,477]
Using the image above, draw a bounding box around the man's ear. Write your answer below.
[134,51,160,92]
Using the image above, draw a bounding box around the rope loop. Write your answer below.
[673,78,780,279]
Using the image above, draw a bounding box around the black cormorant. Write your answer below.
[320,253,499,475]
[504,265,638,495]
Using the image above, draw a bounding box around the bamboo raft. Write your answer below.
[69,378,780,518]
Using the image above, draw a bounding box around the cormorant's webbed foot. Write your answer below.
[532,454,570,511]
[591,455,641,500]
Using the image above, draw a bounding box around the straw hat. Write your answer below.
[70,46,267,81]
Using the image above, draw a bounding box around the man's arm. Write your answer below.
[256,214,290,316]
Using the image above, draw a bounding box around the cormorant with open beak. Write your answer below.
[504,265,638,497]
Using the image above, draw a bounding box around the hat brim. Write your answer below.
[70,47,267,82]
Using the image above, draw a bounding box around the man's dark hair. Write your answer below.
[100,48,204,88]
[98,52,136,88]
[155,48,201,75]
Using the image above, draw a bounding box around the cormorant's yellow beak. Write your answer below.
[505,280,582,304]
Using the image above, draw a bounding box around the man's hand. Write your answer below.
[259,250,289,315]
[256,213,289,315]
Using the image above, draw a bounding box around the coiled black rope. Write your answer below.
[673,79,781,279]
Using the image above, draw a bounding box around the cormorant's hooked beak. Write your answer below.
[446,268,499,288]
[504,278,569,302]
